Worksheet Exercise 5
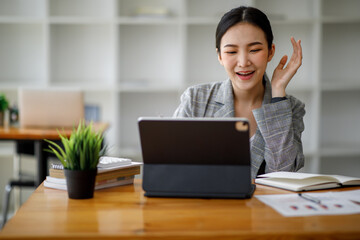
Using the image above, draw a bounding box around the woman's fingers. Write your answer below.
[277,37,302,73]
[271,37,303,90]
[291,36,297,53]
[288,37,302,69]
[276,55,288,70]
[297,39,303,62]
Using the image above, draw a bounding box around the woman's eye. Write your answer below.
[250,49,261,53]
[226,51,237,54]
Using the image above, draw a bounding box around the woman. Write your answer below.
[173,6,305,178]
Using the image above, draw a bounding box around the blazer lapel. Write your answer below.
[213,79,235,118]
[250,75,273,177]
[262,74,272,105]
[212,75,271,118]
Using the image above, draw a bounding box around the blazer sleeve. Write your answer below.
[173,88,193,117]
[252,96,305,172]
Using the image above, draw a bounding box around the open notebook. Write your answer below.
[255,172,360,191]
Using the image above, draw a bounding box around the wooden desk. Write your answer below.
[0,123,108,185]
[1,179,359,239]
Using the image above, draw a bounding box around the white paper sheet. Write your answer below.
[256,190,360,217]
[330,189,360,202]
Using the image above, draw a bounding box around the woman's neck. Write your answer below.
[233,81,265,108]
[232,80,265,138]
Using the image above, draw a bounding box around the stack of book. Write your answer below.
[44,157,142,190]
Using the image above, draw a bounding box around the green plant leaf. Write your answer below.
[48,146,67,168]
[0,93,9,112]
[45,120,105,170]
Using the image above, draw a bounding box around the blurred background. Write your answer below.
[1,0,360,222]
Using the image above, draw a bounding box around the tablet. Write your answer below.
[138,117,255,199]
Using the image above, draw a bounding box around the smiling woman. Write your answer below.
[173,6,305,179]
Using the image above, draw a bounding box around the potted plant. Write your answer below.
[46,121,104,199]
[0,93,9,126]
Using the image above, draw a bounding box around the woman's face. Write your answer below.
[218,23,275,92]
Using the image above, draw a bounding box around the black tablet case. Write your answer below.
[138,118,255,199]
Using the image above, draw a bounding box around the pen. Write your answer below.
[298,193,321,204]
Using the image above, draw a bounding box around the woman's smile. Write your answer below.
[236,71,256,80]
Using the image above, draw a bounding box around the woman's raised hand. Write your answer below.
[271,37,302,97]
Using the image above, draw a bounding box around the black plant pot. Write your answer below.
[64,169,97,199]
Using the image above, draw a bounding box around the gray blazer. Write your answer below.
[173,77,305,178]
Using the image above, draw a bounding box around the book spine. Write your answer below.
[46,175,135,186]
[43,180,67,190]
[49,166,140,181]
[44,177,135,190]
[49,168,65,179]
[96,167,140,181]
[95,178,134,190]
[96,176,134,185]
